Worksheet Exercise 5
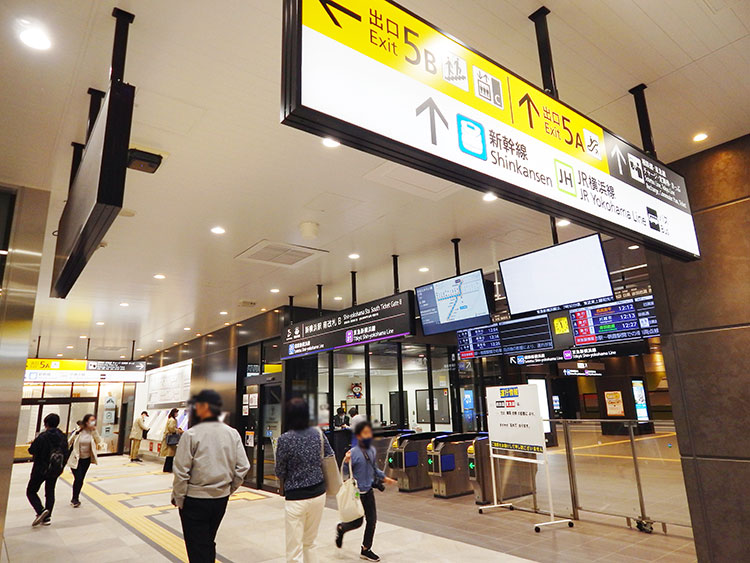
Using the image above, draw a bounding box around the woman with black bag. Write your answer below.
[160,408,182,472]
[335,420,396,562]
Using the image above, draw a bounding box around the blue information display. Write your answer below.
[416,270,491,336]
[458,315,553,359]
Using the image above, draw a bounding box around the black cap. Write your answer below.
[192,389,222,407]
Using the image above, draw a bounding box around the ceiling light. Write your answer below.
[210,226,225,234]
[0,249,8,255]
[173,342,178,345]
[260,308,267,312]
[96,321,105,326]
[556,219,571,227]
[157,339,164,343]
[270,288,280,293]
[196,333,201,336]
[419,267,429,273]
[66,345,74,349]
[322,137,340,148]
[119,302,129,307]
[348,253,360,260]
[79,335,87,339]
[224,322,230,326]
[334,296,343,301]
[184,327,191,331]
[56,353,63,357]
[692,132,708,142]
[153,274,166,280]
[136,348,142,351]
[219,311,228,315]
[18,22,52,50]
[482,192,498,202]
[628,244,640,250]
[156,349,160,352]
[120,355,126,359]
[273,310,279,313]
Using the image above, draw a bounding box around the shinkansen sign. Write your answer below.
[282,0,699,259]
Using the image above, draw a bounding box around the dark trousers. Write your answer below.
[26,469,57,516]
[179,496,229,563]
[339,490,377,549]
[71,457,92,502]
[163,455,174,472]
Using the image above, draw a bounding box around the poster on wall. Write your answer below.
[631,380,649,422]
[486,384,545,453]
[604,391,625,417]
[146,359,192,409]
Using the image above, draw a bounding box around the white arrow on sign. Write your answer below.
[610,144,626,175]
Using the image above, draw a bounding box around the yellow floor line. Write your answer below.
[571,453,681,463]
[548,432,677,455]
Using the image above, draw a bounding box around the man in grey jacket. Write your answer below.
[172,390,249,563]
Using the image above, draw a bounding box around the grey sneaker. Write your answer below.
[32,509,50,527]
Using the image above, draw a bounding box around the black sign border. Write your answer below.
[281,0,698,261]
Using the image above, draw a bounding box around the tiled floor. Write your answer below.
[2,456,696,562]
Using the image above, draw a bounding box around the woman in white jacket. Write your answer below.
[67,413,103,507]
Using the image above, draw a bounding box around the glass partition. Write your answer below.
[333,345,367,422]
[368,342,399,428]
[430,347,453,431]
[402,344,429,431]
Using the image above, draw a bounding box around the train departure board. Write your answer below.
[457,315,553,359]
[570,298,642,346]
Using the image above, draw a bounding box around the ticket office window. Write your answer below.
[333,346,367,424]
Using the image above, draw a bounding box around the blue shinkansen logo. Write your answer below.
[288,344,295,355]
[457,114,487,160]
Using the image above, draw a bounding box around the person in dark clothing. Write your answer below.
[332,407,349,429]
[26,413,68,527]
[335,421,395,562]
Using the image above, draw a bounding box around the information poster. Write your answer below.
[486,384,545,453]
[146,359,192,409]
[604,391,625,417]
[631,380,649,421]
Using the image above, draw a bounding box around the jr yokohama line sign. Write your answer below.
[281,0,700,260]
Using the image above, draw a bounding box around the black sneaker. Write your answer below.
[360,548,380,561]
[32,509,50,527]
[335,525,343,548]
[71,500,81,508]
[41,517,51,526]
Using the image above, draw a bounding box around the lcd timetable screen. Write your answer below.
[499,235,614,317]
[416,269,491,336]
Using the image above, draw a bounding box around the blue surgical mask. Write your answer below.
[359,437,373,449]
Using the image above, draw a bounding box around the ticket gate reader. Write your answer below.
[373,429,413,477]
[468,436,538,505]
[387,432,447,492]
[427,432,486,498]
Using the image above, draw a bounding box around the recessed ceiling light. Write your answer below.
[120,355,126,359]
[119,302,129,307]
[157,339,164,343]
[0,249,8,255]
[224,322,230,326]
[272,344,278,348]
[210,226,225,234]
[153,274,166,280]
[66,345,74,349]
[156,349,160,352]
[18,22,52,50]
[322,137,340,148]
[173,342,178,345]
[96,321,105,326]
[136,348,142,351]
[273,310,279,313]
[419,267,429,273]
[219,311,228,315]
[628,244,640,250]
[692,132,708,142]
[348,253,360,260]
[556,219,571,227]
[260,308,267,312]
[184,327,191,331]
[334,296,343,301]
[196,333,201,336]
[79,335,87,339]
[482,192,498,202]
[270,288,280,293]
[56,353,63,357]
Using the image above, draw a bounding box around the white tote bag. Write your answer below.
[317,428,342,496]
[336,459,365,523]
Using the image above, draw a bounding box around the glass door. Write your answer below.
[258,383,282,492]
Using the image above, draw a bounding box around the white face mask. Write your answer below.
[88,420,96,428]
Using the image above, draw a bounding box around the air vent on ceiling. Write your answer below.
[239,300,256,308]
[235,239,328,268]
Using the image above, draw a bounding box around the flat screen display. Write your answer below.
[416,269,491,335]
[499,235,614,316]
[631,380,649,422]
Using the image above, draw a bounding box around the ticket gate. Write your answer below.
[427,432,486,498]
[468,436,537,505]
[373,429,412,478]
[387,432,447,492]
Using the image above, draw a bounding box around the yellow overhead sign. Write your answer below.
[302,0,609,172]
[26,359,87,371]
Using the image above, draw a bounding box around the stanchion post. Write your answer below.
[628,422,649,524]
[562,420,580,520]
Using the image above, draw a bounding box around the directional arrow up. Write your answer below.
[318,0,361,28]
[610,144,626,175]
[416,97,449,145]
[518,93,540,129]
